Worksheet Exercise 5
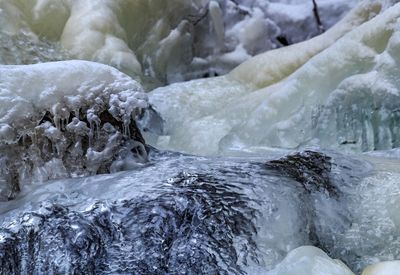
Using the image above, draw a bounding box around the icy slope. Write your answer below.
[150,0,400,155]
[0,60,148,200]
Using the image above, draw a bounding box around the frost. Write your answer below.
[0,60,148,200]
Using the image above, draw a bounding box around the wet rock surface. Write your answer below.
[266,150,336,196]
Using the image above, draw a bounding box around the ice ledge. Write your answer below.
[0,60,149,200]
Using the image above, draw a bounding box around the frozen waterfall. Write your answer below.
[0,0,400,274]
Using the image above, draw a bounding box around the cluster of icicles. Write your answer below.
[0,62,149,200]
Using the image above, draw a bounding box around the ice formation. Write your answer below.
[266,246,354,275]
[0,150,398,274]
[0,0,399,274]
[150,0,400,155]
[0,0,355,84]
[0,60,148,200]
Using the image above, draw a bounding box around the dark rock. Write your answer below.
[266,150,336,197]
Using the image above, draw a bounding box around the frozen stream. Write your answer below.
[1,149,399,274]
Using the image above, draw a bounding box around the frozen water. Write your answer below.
[0,0,356,85]
[0,60,148,199]
[0,149,398,274]
[0,0,399,274]
[150,0,400,155]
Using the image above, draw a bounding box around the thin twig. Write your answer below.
[312,0,325,33]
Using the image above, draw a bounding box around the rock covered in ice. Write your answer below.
[266,246,354,275]
[2,149,396,274]
[324,155,400,272]
[0,150,354,274]
[150,0,400,155]
[0,60,148,200]
[0,0,356,85]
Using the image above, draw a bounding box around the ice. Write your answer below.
[150,0,400,155]
[0,60,148,200]
[0,0,355,84]
[324,155,400,272]
[0,0,399,274]
[0,149,398,274]
[0,150,347,273]
[266,246,354,275]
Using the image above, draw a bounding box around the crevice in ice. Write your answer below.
[0,110,147,201]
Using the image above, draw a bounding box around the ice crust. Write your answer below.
[0,60,148,199]
[150,0,400,155]
[0,0,355,85]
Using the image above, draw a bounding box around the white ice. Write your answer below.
[0,0,356,84]
[149,0,400,155]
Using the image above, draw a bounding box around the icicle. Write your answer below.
[0,60,149,199]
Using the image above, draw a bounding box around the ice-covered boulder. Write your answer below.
[0,60,148,200]
[150,0,400,155]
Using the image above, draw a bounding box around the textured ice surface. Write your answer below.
[266,246,354,275]
[328,155,400,272]
[1,0,399,274]
[0,60,148,199]
[0,0,355,85]
[150,0,400,155]
[0,149,398,274]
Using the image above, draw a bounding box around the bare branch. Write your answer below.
[312,0,325,33]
